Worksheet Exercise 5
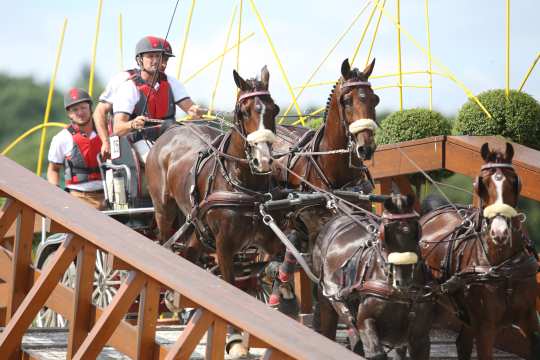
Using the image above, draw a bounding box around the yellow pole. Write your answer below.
[350,1,378,67]
[176,0,197,79]
[505,0,510,98]
[118,13,124,71]
[424,0,433,110]
[2,123,67,157]
[518,52,540,92]
[372,0,492,118]
[248,0,303,122]
[88,0,103,97]
[183,33,254,84]
[36,18,67,176]
[281,2,371,120]
[208,4,237,115]
[365,0,386,67]
[236,0,243,73]
[396,0,403,111]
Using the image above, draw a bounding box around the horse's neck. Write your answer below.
[320,95,348,151]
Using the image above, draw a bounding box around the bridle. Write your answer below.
[336,78,377,169]
[234,89,276,175]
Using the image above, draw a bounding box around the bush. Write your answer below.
[453,89,540,150]
[376,108,451,145]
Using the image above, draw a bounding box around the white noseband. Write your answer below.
[349,118,377,134]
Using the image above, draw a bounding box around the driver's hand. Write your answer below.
[187,105,206,119]
[100,141,111,160]
[130,116,146,130]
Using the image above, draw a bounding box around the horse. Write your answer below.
[312,194,435,359]
[269,58,380,289]
[419,142,540,360]
[146,66,284,357]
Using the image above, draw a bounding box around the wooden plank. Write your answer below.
[366,136,445,179]
[7,205,35,321]
[136,278,161,360]
[73,270,145,360]
[0,156,360,360]
[164,308,214,360]
[294,269,312,314]
[262,348,294,360]
[0,248,169,359]
[205,317,227,360]
[0,234,82,356]
[0,199,22,241]
[67,242,97,359]
[246,333,270,349]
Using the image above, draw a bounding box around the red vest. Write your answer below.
[64,125,102,185]
[127,69,176,120]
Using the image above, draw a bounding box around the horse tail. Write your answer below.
[420,194,450,215]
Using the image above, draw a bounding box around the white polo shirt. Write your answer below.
[112,73,190,116]
[99,71,130,104]
[48,128,103,192]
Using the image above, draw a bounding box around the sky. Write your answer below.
[1,0,538,117]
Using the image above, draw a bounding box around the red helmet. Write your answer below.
[64,88,92,110]
[135,36,175,58]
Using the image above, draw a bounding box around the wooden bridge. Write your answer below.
[0,135,538,359]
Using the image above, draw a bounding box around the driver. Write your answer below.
[111,35,205,162]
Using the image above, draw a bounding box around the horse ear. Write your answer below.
[362,58,376,79]
[233,70,249,91]
[480,143,490,162]
[505,142,514,162]
[260,65,269,90]
[341,58,351,79]
[384,196,398,213]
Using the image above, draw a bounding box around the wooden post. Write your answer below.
[294,269,312,314]
[136,278,161,360]
[205,317,227,360]
[67,242,97,358]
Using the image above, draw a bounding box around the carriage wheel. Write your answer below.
[34,258,77,327]
[34,249,127,327]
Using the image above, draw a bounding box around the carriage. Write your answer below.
[33,60,540,359]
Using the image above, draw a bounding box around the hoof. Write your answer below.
[227,342,249,359]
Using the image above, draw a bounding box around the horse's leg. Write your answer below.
[516,307,540,359]
[358,318,387,360]
[316,286,338,340]
[215,233,248,359]
[474,326,496,360]
[407,332,431,360]
[154,197,180,244]
[456,325,474,360]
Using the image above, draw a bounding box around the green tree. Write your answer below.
[453,89,540,150]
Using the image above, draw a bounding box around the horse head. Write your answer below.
[233,66,280,175]
[333,58,379,162]
[474,142,522,246]
[380,193,421,290]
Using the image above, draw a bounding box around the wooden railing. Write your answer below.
[0,155,359,360]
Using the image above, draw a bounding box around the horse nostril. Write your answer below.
[252,158,259,167]
[268,158,273,165]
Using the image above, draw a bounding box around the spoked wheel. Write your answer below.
[92,250,127,308]
[34,258,77,327]
[34,248,127,328]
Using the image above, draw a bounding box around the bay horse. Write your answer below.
[420,142,540,360]
[146,67,283,355]
[270,58,380,288]
[312,194,435,359]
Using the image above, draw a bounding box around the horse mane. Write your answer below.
[323,68,366,123]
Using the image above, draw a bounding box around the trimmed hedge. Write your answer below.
[453,89,540,149]
[376,108,451,145]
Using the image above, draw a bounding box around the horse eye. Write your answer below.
[343,97,353,106]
